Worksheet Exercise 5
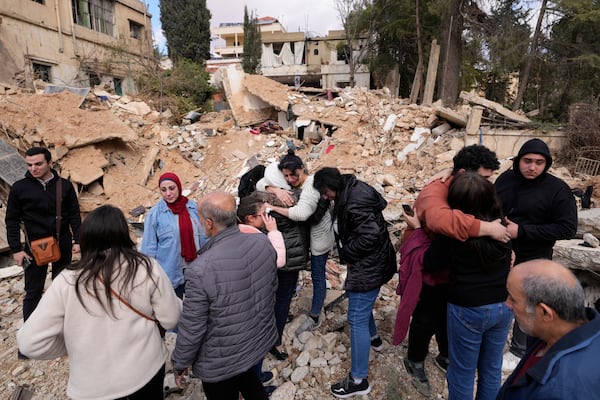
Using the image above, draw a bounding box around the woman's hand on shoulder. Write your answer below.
[425,168,453,185]
[268,187,295,207]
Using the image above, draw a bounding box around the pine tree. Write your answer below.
[160,0,211,64]
[242,7,262,74]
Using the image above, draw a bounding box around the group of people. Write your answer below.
[7,140,600,400]
[395,139,599,400]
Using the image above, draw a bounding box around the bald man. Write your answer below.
[171,192,278,400]
[497,260,600,399]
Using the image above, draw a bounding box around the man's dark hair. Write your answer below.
[452,145,499,174]
[313,167,343,193]
[25,147,52,162]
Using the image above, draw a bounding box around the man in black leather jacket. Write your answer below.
[5,147,81,358]
[314,167,396,398]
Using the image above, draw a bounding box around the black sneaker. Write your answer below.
[260,371,274,385]
[403,358,430,396]
[370,335,384,352]
[269,346,288,360]
[330,374,371,398]
[264,385,277,397]
[435,354,449,373]
[17,350,29,360]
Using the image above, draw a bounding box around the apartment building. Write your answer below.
[211,16,371,90]
[0,0,153,94]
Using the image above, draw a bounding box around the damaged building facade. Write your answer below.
[0,0,153,94]
[210,16,370,90]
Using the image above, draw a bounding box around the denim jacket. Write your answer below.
[141,198,206,288]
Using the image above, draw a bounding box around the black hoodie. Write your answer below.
[495,139,577,263]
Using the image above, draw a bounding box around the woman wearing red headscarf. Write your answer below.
[142,173,207,298]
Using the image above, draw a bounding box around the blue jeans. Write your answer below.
[274,269,299,345]
[309,253,328,317]
[447,302,513,400]
[347,287,380,379]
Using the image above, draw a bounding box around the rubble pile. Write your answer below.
[1,74,600,399]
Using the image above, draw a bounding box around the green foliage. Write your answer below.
[160,0,211,64]
[242,7,262,74]
[532,0,600,120]
[136,59,214,117]
[480,0,531,104]
[371,0,441,96]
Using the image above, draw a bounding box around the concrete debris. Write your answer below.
[1,74,600,400]
[583,233,600,248]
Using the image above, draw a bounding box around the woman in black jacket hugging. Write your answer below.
[423,172,513,400]
[313,167,396,398]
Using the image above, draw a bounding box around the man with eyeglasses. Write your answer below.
[495,138,577,370]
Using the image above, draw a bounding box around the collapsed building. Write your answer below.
[1,68,599,398]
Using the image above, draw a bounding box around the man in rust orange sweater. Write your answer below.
[402,145,509,396]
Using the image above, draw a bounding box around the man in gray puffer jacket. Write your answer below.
[172,192,278,400]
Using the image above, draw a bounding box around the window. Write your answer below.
[113,77,122,96]
[88,71,101,86]
[32,0,45,4]
[32,63,52,82]
[72,0,114,35]
[129,20,144,39]
[313,49,319,56]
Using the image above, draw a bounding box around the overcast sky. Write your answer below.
[146,0,343,51]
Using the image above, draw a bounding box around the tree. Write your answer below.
[535,0,600,119]
[335,0,378,88]
[371,0,441,98]
[160,0,211,64]
[512,0,549,111]
[438,0,464,107]
[242,7,262,74]
[482,0,531,104]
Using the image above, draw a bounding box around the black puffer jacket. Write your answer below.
[271,188,309,271]
[495,138,577,263]
[6,169,81,252]
[333,174,396,292]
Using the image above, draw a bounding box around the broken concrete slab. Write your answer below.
[139,147,160,186]
[460,91,531,125]
[60,146,110,185]
[435,106,468,127]
[553,239,600,272]
[577,208,600,237]
[0,91,138,149]
[220,65,273,127]
[113,100,152,116]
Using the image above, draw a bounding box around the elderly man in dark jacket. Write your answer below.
[314,167,397,398]
[498,259,600,400]
[171,192,278,400]
[495,138,577,364]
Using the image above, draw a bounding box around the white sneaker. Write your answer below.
[502,352,521,372]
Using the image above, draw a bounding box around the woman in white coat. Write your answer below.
[18,205,182,400]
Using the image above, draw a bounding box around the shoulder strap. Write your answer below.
[55,178,62,239]
[97,277,155,322]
